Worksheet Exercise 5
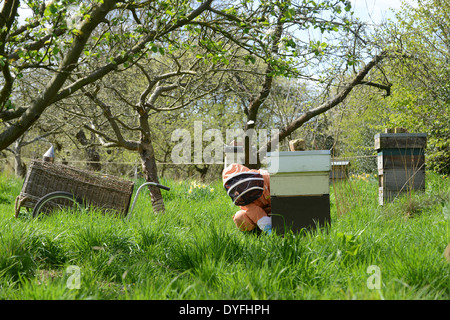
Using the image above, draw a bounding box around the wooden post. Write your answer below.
[375,132,427,205]
[224,145,244,168]
[224,142,256,168]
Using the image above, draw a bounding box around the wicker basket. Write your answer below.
[15,160,135,217]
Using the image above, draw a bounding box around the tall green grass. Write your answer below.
[0,171,448,299]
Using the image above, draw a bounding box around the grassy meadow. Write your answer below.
[0,170,449,300]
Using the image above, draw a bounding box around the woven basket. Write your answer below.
[15,160,135,217]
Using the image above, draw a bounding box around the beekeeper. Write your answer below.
[222,163,272,234]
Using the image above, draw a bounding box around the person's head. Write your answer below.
[223,167,264,206]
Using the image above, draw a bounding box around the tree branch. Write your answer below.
[83,90,139,151]
[262,51,388,154]
[82,123,120,148]
[360,81,392,96]
[0,0,118,151]
[246,11,284,129]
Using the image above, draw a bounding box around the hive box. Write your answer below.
[267,150,331,234]
[375,133,427,205]
[330,160,350,181]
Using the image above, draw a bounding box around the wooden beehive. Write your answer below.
[375,133,427,205]
[267,150,331,234]
[330,160,350,180]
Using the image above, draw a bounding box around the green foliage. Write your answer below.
[382,0,450,174]
[307,0,449,177]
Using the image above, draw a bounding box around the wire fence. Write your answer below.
[0,154,378,164]
[0,153,380,184]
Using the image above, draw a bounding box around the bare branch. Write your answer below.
[149,76,224,113]
[262,51,388,154]
[21,125,65,147]
[0,106,27,121]
[138,66,197,108]
[360,81,392,96]
[147,83,180,108]
[83,90,139,151]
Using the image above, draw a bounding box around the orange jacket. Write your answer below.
[222,163,271,231]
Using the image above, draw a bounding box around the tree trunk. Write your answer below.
[13,154,26,178]
[194,164,209,181]
[13,144,26,178]
[75,129,101,171]
[139,139,165,214]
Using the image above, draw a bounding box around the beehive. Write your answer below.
[267,150,331,234]
[330,160,350,180]
[375,133,427,205]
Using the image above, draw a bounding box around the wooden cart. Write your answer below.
[14,159,169,218]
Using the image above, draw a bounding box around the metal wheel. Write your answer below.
[32,191,84,218]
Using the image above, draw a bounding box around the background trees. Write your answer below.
[385,0,450,174]
[0,0,215,151]
[334,0,450,174]
[1,0,448,214]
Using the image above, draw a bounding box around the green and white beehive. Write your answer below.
[267,150,331,234]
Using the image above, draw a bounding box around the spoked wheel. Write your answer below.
[32,191,85,218]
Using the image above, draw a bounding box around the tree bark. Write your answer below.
[75,129,101,171]
[243,13,284,168]
[12,138,26,179]
[139,139,165,214]
[0,0,20,107]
